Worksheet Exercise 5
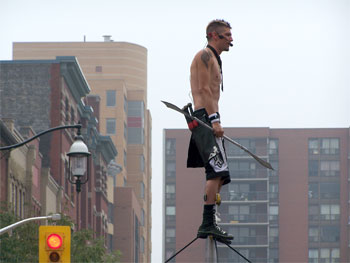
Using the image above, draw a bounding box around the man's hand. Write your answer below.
[212,122,224,137]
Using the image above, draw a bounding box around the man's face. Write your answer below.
[217,27,233,51]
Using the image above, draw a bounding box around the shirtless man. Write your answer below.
[187,19,233,241]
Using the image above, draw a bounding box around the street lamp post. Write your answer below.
[0,214,61,236]
[0,123,90,193]
[67,127,91,193]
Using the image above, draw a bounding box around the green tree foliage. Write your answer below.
[0,206,121,263]
[0,204,39,263]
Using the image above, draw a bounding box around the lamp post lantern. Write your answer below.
[67,127,91,193]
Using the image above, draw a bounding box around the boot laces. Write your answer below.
[213,213,227,234]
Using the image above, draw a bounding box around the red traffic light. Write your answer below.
[47,234,63,249]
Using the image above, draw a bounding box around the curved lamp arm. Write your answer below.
[0,124,82,151]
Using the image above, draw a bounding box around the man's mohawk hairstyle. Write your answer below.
[206,19,231,31]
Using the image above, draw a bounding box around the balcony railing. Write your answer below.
[231,170,268,179]
[309,214,340,221]
[221,191,269,201]
[309,258,340,263]
[230,235,268,246]
[218,213,268,223]
[165,193,176,200]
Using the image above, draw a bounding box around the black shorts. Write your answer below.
[187,108,231,185]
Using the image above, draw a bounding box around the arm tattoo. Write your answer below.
[201,50,211,69]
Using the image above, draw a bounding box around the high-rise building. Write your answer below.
[163,127,349,263]
[13,38,152,262]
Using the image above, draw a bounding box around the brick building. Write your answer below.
[0,119,42,218]
[164,127,350,263]
[12,39,153,262]
[0,57,117,244]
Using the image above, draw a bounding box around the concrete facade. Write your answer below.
[12,40,152,262]
[164,127,350,263]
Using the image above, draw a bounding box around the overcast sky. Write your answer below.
[1,0,349,262]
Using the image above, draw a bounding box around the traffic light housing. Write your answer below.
[39,226,71,263]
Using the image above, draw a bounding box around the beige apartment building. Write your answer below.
[13,38,152,262]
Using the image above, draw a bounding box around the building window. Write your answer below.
[229,205,250,221]
[269,161,279,176]
[269,139,278,155]
[127,101,144,144]
[166,228,176,243]
[269,206,279,221]
[269,248,279,262]
[140,182,145,199]
[134,216,139,262]
[19,189,22,218]
[321,248,340,262]
[308,139,319,155]
[320,161,340,177]
[166,161,176,177]
[269,183,279,199]
[321,138,339,155]
[269,227,279,243]
[108,234,113,252]
[165,184,175,200]
[140,236,145,253]
[227,139,255,156]
[106,118,116,135]
[71,107,75,125]
[106,90,116,107]
[14,185,17,216]
[95,66,102,72]
[166,206,176,216]
[308,183,319,199]
[320,226,340,242]
[320,182,340,199]
[65,160,69,193]
[229,161,255,178]
[166,138,176,155]
[108,202,114,223]
[65,98,69,123]
[141,208,145,226]
[140,155,145,172]
[309,227,319,242]
[308,249,319,262]
[308,160,319,177]
[320,204,340,220]
[309,205,319,221]
[228,183,250,201]
[124,122,127,140]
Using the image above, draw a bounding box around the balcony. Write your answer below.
[230,235,268,246]
[230,169,268,179]
[221,191,269,202]
[218,213,268,224]
[217,235,268,247]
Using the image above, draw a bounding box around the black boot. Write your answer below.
[197,204,234,240]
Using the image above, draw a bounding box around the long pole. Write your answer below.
[0,214,61,236]
[206,236,218,263]
[0,124,82,151]
[161,101,273,170]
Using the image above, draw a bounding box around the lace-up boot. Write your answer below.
[197,204,233,240]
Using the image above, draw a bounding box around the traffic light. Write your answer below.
[39,226,71,263]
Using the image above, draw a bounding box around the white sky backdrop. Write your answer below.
[1,0,349,262]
